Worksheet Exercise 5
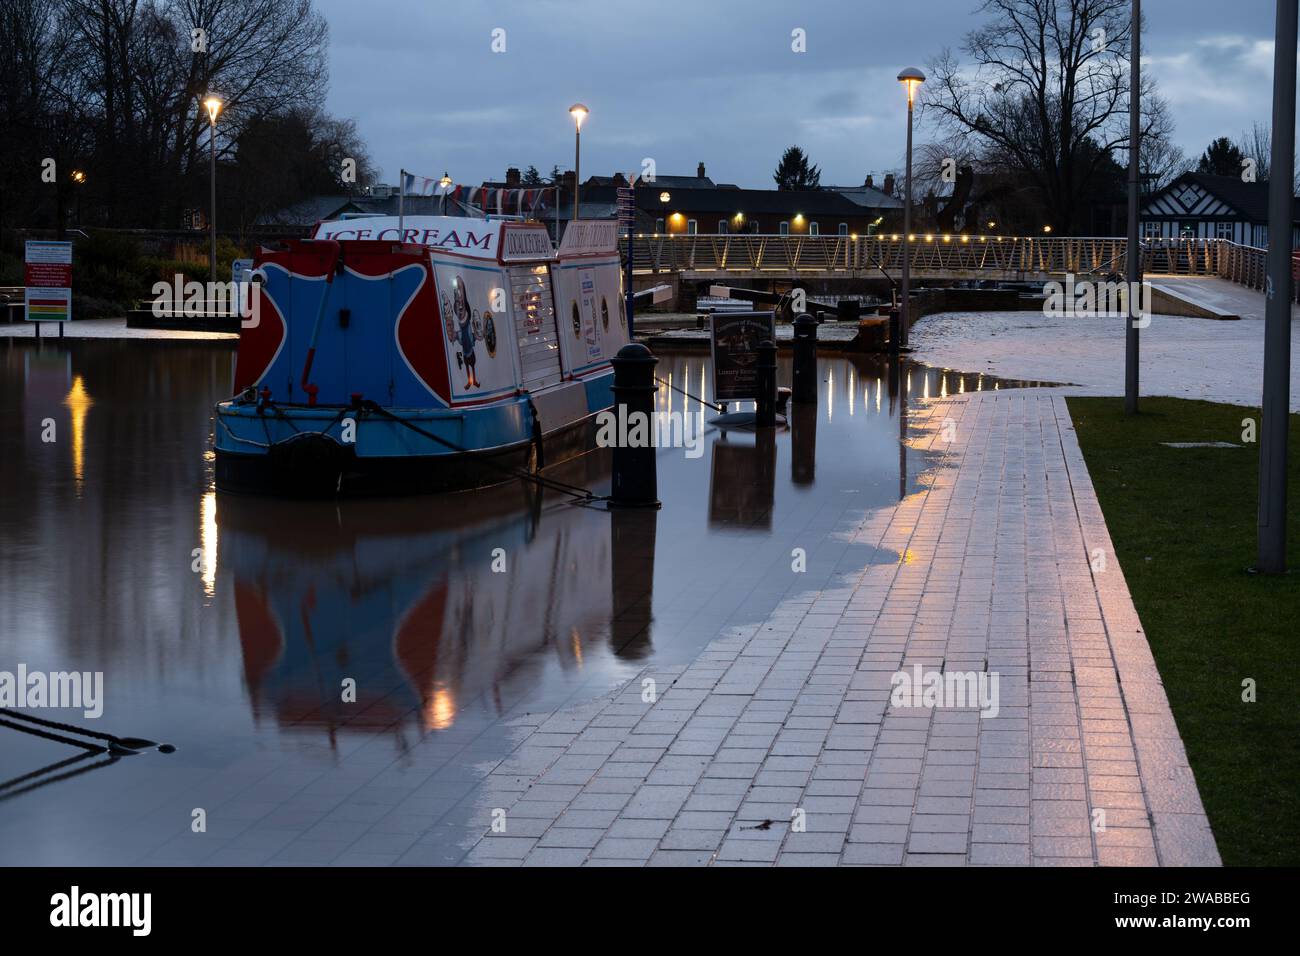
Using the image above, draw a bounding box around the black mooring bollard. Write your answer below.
[888,308,901,354]
[609,342,661,508]
[756,339,777,427]
[792,313,818,404]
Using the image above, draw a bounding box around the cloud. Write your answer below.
[310,0,1287,189]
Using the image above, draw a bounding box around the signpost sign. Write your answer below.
[617,186,636,336]
[616,187,635,234]
[25,240,73,326]
[709,310,776,401]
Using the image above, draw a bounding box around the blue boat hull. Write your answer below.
[214,372,613,497]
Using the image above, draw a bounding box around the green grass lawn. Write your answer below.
[1067,396,1300,866]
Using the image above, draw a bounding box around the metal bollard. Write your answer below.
[792,313,818,404]
[888,308,901,354]
[755,339,777,427]
[609,342,661,508]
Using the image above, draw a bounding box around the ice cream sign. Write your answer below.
[499,223,555,263]
[313,216,496,256]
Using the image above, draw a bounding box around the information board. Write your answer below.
[709,311,775,401]
[25,240,73,322]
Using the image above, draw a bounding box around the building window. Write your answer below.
[1215,221,1234,240]
[718,219,728,234]
[1142,221,1160,239]
[686,219,697,235]
[809,222,820,236]
[838,223,849,236]
[779,221,790,235]
[654,218,664,234]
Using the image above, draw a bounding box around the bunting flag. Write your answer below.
[400,169,557,216]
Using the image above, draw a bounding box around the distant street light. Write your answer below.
[659,191,671,204]
[569,103,589,222]
[203,94,223,288]
[897,67,925,349]
[439,171,452,215]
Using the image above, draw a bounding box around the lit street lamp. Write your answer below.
[203,94,223,288]
[569,103,588,222]
[439,171,452,215]
[71,170,86,227]
[897,67,924,349]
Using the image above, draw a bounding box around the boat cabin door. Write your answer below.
[508,263,562,391]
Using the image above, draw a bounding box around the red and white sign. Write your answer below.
[24,240,73,322]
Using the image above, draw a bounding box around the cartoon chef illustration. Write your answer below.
[448,275,481,390]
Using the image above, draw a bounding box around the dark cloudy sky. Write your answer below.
[314,0,1288,189]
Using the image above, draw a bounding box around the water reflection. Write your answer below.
[708,429,777,529]
[219,470,616,741]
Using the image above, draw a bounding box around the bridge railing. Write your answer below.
[621,234,1254,280]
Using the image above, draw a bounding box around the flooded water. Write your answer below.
[0,337,1037,865]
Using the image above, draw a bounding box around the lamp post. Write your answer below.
[897,68,924,349]
[1124,0,1141,415]
[439,171,452,215]
[1257,0,1297,574]
[569,103,588,223]
[203,94,223,286]
[71,170,86,227]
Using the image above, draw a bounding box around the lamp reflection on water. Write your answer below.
[62,375,93,485]
[200,490,218,597]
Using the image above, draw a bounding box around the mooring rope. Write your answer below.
[0,708,169,753]
[359,401,607,503]
[655,376,724,412]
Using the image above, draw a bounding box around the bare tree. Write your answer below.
[925,0,1175,234]
[50,0,329,226]
[1237,122,1300,193]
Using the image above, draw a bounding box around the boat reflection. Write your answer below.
[217,454,651,744]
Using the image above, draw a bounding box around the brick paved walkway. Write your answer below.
[443,389,1219,867]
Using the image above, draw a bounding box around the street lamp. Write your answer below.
[71,170,86,226]
[569,103,588,222]
[202,94,223,288]
[897,67,925,349]
[439,171,452,215]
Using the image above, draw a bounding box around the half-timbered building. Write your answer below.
[1141,172,1300,248]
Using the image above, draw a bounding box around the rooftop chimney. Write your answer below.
[865,174,874,190]
[697,162,706,179]
[883,173,896,197]
[505,167,521,186]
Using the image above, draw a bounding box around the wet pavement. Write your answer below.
[0,335,1049,865]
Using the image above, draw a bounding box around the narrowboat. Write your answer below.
[213,216,628,496]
